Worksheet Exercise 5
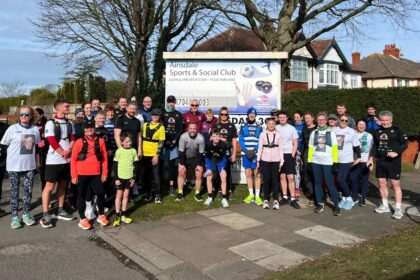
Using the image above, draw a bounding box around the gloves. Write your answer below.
[244,150,256,161]
[332,163,339,175]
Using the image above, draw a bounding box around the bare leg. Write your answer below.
[378,178,389,200]
[122,189,130,211]
[245,169,253,191]
[206,174,213,194]
[254,169,261,190]
[280,173,287,196]
[177,165,186,193]
[220,170,227,195]
[390,179,402,204]
[195,166,203,194]
[42,182,55,213]
[287,174,296,197]
[115,190,123,213]
[57,179,67,208]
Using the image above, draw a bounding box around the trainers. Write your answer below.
[194,193,203,202]
[154,195,162,204]
[358,198,366,207]
[375,204,391,214]
[255,196,263,206]
[314,204,324,213]
[22,214,36,226]
[333,206,341,216]
[392,208,403,220]
[263,200,270,209]
[78,218,92,230]
[40,214,53,228]
[57,209,75,221]
[343,198,354,210]
[175,193,183,201]
[221,198,229,208]
[290,200,301,209]
[338,198,346,209]
[352,196,360,205]
[11,216,22,229]
[113,216,121,227]
[278,198,289,206]
[121,215,133,224]
[143,194,154,202]
[97,215,110,226]
[204,197,213,206]
[273,200,280,210]
[169,186,176,197]
[243,194,255,204]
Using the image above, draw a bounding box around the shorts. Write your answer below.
[185,156,204,171]
[280,154,296,175]
[115,179,132,190]
[242,156,257,169]
[45,163,70,183]
[376,159,401,180]
[205,157,227,173]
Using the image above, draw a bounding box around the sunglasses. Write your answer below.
[190,104,199,107]
[220,113,228,116]
[340,119,349,122]
[19,113,31,117]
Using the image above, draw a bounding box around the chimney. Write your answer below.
[352,52,361,64]
[383,44,400,59]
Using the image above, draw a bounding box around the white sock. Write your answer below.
[255,189,260,198]
[382,199,389,207]
[395,203,401,210]
[291,197,296,201]
[248,188,253,195]
[283,196,288,199]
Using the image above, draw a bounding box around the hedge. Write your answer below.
[0,96,28,115]
[282,87,420,137]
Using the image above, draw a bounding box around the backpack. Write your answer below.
[51,118,72,142]
[77,137,103,162]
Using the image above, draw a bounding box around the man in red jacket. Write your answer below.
[183,99,205,132]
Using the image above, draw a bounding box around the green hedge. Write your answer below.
[0,96,28,115]
[282,87,420,137]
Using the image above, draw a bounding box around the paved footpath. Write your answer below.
[99,171,420,280]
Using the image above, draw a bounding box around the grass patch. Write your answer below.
[123,184,249,222]
[265,224,420,280]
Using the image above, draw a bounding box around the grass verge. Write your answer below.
[265,224,420,280]
[122,184,249,222]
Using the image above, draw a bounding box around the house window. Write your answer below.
[290,60,308,82]
[351,75,358,87]
[318,64,339,85]
[397,79,402,87]
[405,80,410,86]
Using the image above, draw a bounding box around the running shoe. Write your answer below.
[57,209,75,221]
[78,218,92,230]
[338,198,346,209]
[121,215,133,224]
[263,200,270,209]
[375,204,391,214]
[143,194,154,202]
[333,206,341,216]
[194,193,203,202]
[175,193,183,201]
[290,200,301,209]
[22,214,36,226]
[255,196,263,206]
[343,198,354,210]
[221,198,230,208]
[97,215,110,226]
[278,197,289,206]
[358,198,366,207]
[154,195,162,204]
[243,194,255,204]
[113,216,121,227]
[314,204,324,213]
[40,214,53,228]
[272,200,280,210]
[392,208,403,220]
[169,186,176,197]
[204,197,213,206]
[11,216,22,229]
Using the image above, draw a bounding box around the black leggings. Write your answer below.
[143,156,160,196]
[77,175,105,219]
[261,161,280,201]
[0,165,5,201]
[168,159,177,183]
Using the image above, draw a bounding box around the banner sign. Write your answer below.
[165,60,281,114]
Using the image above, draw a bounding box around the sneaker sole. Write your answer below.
[40,222,53,228]
[375,209,391,214]
[57,216,75,221]
[78,223,92,230]
[23,221,37,226]
[194,198,203,202]
[392,215,403,220]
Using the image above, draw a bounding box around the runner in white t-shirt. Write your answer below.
[275,110,300,209]
[332,114,361,211]
[1,106,40,229]
[40,99,76,228]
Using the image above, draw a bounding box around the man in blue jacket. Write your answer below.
[239,107,263,205]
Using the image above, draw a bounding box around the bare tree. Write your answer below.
[202,0,420,78]
[34,0,218,99]
[0,81,26,98]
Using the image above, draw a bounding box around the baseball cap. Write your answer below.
[151,108,161,115]
[75,108,84,115]
[328,114,338,120]
[166,95,176,103]
[83,120,95,129]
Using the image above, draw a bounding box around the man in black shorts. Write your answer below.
[41,99,76,228]
[176,123,205,201]
[368,110,408,219]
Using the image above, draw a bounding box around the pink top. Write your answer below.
[257,130,284,163]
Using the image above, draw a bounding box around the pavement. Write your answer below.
[1,170,419,280]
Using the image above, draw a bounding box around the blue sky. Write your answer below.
[0,1,419,93]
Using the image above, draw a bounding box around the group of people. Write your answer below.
[0,95,408,230]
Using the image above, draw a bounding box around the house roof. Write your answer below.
[310,39,333,60]
[353,54,420,79]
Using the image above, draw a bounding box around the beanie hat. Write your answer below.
[247,107,257,116]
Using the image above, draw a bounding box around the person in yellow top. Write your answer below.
[141,108,165,203]
[307,112,340,216]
